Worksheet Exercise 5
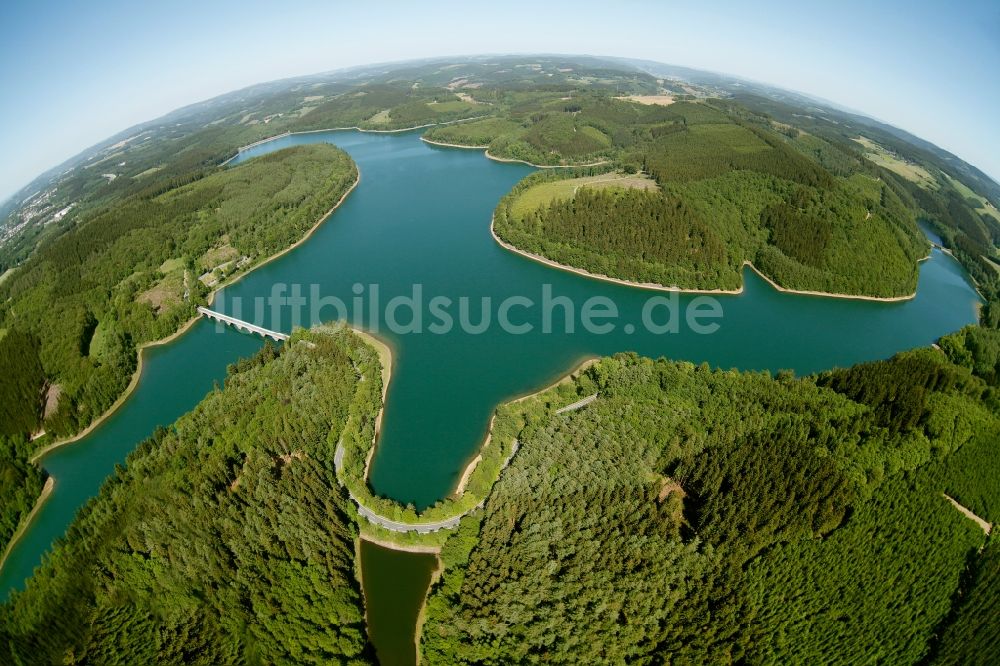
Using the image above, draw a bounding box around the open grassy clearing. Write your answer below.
[982,254,1000,275]
[367,109,392,125]
[980,205,1000,225]
[854,136,936,188]
[618,94,675,106]
[948,172,987,202]
[510,172,659,218]
[198,243,239,271]
[138,270,185,312]
[427,99,478,113]
[132,165,164,179]
[157,257,185,274]
[579,124,612,147]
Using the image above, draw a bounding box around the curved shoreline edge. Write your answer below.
[413,556,445,662]
[341,351,597,542]
[489,215,923,302]
[370,355,599,665]
[354,534,443,666]
[29,172,361,466]
[428,133,933,303]
[420,135,610,169]
[0,171,363,580]
[221,115,492,166]
[350,353,600,665]
[349,326,393,485]
[0,478,54,575]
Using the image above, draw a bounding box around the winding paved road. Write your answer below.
[334,440,520,533]
[334,393,596,533]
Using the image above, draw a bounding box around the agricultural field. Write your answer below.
[854,136,937,188]
[0,143,357,440]
[946,173,1000,225]
[492,105,928,296]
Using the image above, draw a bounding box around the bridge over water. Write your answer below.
[197,307,289,341]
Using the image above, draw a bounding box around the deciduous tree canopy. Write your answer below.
[422,341,1000,664]
[0,327,377,664]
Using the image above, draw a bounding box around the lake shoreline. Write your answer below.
[29,171,361,466]
[485,150,609,169]
[0,477,54,575]
[419,137,489,150]
[420,135,610,169]
[2,170,363,581]
[414,555,445,664]
[449,354,597,495]
[453,452,482,496]
[223,116,492,166]
[408,356,599,665]
[490,215,922,302]
[357,537,441,666]
[360,535,441,554]
[490,214,745,295]
[745,260,918,302]
[349,326,394,484]
[351,344,599,545]
[28,311,204,464]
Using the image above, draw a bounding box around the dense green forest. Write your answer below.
[0,330,46,438]
[0,434,43,555]
[5,57,995,304]
[491,100,927,296]
[420,70,998,303]
[0,331,47,549]
[0,327,378,664]
[0,58,659,274]
[727,92,1000,321]
[2,321,999,663]
[421,327,1000,663]
[0,56,998,663]
[424,92,675,166]
[5,57,996,306]
[0,144,356,442]
[0,144,356,559]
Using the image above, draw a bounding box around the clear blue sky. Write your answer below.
[1,0,998,202]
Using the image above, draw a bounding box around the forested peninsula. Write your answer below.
[0,327,379,664]
[423,77,999,304]
[4,320,998,664]
[422,326,1000,664]
[471,98,928,297]
[0,144,357,551]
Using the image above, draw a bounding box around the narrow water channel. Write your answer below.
[361,541,438,666]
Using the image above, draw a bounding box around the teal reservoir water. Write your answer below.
[219,130,980,509]
[0,130,982,660]
[361,541,438,666]
[0,323,262,594]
